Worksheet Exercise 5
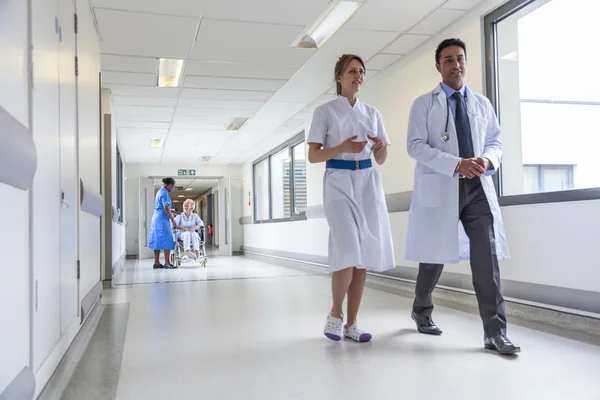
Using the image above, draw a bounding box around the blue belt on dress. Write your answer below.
[326,159,372,170]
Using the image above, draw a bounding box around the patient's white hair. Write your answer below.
[183,199,195,210]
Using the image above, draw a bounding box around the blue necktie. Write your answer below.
[452,91,474,158]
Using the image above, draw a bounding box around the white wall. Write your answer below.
[0,0,31,394]
[241,0,600,299]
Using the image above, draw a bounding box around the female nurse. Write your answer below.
[149,177,180,269]
[307,54,395,342]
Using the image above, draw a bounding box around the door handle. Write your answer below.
[61,191,69,208]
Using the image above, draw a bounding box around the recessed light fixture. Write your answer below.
[149,139,164,148]
[291,0,365,49]
[226,117,250,131]
[185,188,193,191]
[157,58,184,87]
[199,156,212,163]
[178,195,185,198]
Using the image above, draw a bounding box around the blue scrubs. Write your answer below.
[148,186,174,250]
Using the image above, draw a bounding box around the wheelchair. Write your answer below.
[170,226,207,268]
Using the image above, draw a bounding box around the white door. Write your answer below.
[139,177,155,259]
[59,0,79,332]
[31,0,62,370]
[218,177,232,256]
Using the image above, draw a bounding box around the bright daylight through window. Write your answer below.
[492,0,600,196]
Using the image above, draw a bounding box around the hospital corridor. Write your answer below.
[2,0,600,399]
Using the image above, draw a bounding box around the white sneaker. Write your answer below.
[344,323,372,342]
[324,314,343,341]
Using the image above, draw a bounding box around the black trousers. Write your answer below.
[412,177,506,337]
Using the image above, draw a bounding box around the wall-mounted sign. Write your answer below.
[177,169,196,176]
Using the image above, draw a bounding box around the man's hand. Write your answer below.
[474,157,491,172]
[457,158,486,179]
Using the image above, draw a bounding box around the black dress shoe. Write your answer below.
[164,263,177,269]
[484,335,520,355]
[153,263,164,269]
[411,311,442,335]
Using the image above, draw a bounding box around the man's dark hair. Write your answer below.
[435,38,467,64]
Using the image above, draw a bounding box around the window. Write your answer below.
[485,0,600,201]
[523,165,574,194]
[292,143,307,214]
[253,132,307,223]
[254,159,270,221]
[116,146,124,222]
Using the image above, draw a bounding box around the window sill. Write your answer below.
[253,213,307,224]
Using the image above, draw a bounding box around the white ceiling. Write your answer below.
[97,0,485,165]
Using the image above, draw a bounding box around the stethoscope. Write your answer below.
[439,85,472,143]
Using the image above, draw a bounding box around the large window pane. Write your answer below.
[495,0,600,196]
[270,148,291,219]
[293,143,307,214]
[254,159,269,221]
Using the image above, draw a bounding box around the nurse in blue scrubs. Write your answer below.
[149,177,180,269]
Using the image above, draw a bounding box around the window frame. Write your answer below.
[484,0,600,206]
[116,145,124,223]
[252,131,307,224]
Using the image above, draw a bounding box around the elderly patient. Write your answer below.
[175,199,204,261]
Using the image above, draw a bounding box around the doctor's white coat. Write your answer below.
[403,84,509,264]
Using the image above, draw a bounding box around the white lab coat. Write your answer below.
[404,84,509,264]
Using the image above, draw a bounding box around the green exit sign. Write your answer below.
[177,169,196,176]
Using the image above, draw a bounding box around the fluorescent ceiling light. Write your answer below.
[291,0,365,49]
[178,195,185,198]
[185,188,193,191]
[226,117,250,131]
[157,58,184,87]
[149,139,164,148]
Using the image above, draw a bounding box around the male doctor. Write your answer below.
[404,38,519,355]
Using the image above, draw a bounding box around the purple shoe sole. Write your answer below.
[359,333,372,342]
[325,332,341,341]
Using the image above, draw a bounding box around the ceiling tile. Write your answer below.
[102,71,156,86]
[191,19,313,65]
[118,121,171,129]
[409,9,466,35]
[113,96,179,107]
[175,107,255,119]
[92,0,206,18]
[95,9,197,58]
[116,105,175,122]
[177,98,265,110]
[202,0,325,26]
[366,54,404,71]
[183,76,286,92]
[441,0,484,10]
[101,54,158,73]
[384,33,431,55]
[104,85,180,97]
[180,88,274,102]
[344,0,445,32]
[185,61,299,80]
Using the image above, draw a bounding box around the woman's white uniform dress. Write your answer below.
[308,96,395,273]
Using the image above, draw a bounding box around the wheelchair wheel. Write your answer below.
[170,252,180,268]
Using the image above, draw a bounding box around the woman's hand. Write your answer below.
[339,136,367,154]
[368,135,385,155]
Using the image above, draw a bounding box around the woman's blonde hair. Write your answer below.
[183,199,195,210]
[334,54,366,96]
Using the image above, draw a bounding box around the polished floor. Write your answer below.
[93,255,600,399]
